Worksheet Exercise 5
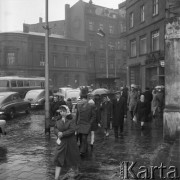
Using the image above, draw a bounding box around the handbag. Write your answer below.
[56,137,61,145]
[133,115,137,123]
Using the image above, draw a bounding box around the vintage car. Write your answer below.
[24,89,53,108]
[0,92,31,119]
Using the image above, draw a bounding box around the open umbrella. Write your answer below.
[91,88,109,96]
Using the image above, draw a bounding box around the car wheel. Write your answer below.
[25,105,31,114]
[9,109,15,119]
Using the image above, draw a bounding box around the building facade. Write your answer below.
[126,0,166,91]
[27,0,127,89]
[0,32,87,91]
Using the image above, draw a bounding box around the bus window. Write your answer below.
[0,80,9,87]
[11,80,17,87]
[41,82,44,88]
[24,80,29,87]
[35,80,41,87]
[29,80,35,87]
[17,80,23,87]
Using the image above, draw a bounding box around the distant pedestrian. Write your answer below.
[134,94,148,129]
[66,98,73,112]
[50,95,61,118]
[88,97,100,151]
[76,88,96,157]
[100,95,112,137]
[112,91,127,138]
[54,105,80,180]
[151,89,159,117]
[128,84,139,120]
[143,87,153,120]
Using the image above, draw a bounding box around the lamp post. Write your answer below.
[97,29,109,79]
[44,0,50,135]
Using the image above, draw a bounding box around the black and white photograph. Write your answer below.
[0,0,180,179]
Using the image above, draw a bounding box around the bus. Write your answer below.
[0,76,52,98]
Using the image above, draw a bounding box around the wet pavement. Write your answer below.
[0,110,179,180]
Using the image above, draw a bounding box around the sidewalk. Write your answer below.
[0,113,179,180]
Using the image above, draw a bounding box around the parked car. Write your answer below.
[0,92,31,119]
[24,89,53,109]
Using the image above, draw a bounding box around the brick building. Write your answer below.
[0,31,87,91]
[27,0,127,89]
[126,0,166,91]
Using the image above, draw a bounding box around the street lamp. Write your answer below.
[44,0,50,135]
[97,29,109,79]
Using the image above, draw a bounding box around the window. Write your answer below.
[129,12,134,28]
[24,80,29,87]
[100,62,104,69]
[65,56,69,67]
[40,54,45,66]
[140,36,147,55]
[29,80,35,87]
[130,40,136,57]
[53,55,56,67]
[75,58,79,68]
[140,5,145,22]
[120,23,126,33]
[11,80,17,87]
[17,80,23,87]
[110,63,114,69]
[152,30,159,51]
[109,25,114,34]
[89,21,94,31]
[0,80,9,87]
[153,0,159,16]
[99,23,104,30]
[89,40,94,47]
[7,52,15,65]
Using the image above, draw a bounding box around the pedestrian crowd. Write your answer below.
[50,85,165,180]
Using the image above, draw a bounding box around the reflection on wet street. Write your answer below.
[0,110,178,180]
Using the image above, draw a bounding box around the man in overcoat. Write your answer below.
[112,91,127,138]
[76,89,96,157]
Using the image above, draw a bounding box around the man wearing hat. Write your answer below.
[76,88,96,157]
[112,90,127,138]
[128,84,138,120]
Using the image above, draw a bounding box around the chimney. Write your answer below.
[23,23,29,33]
[65,4,71,38]
[39,17,43,23]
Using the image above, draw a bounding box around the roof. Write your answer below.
[0,92,18,96]
[0,31,85,43]
[0,76,45,80]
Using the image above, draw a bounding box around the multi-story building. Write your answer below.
[0,31,87,91]
[27,0,127,89]
[126,0,166,90]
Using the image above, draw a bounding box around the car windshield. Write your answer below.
[25,91,42,99]
[0,95,5,103]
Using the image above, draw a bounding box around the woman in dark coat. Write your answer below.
[134,94,148,129]
[100,95,112,137]
[54,105,80,180]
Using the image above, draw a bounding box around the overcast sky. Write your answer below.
[0,0,125,32]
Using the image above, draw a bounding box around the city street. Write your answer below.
[0,110,179,180]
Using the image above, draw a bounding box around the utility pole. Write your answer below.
[44,0,50,135]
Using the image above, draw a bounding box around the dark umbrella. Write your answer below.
[91,88,109,96]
